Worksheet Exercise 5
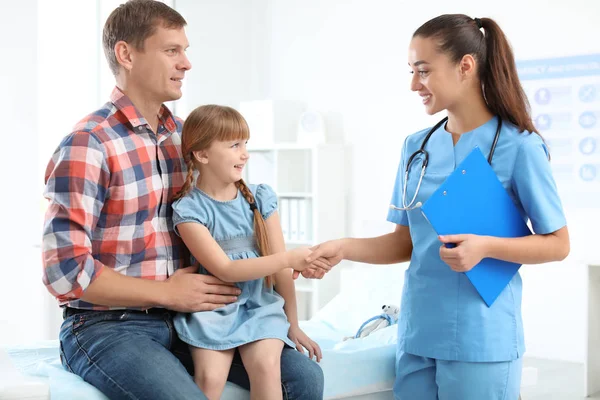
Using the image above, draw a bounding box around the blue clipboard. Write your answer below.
[420,147,532,307]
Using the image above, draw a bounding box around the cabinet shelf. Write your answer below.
[243,143,346,320]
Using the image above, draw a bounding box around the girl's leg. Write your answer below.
[436,357,522,400]
[189,346,235,400]
[239,339,285,400]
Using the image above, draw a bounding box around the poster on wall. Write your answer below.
[517,54,600,209]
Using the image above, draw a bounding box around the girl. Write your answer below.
[172,104,327,400]
[306,14,569,400]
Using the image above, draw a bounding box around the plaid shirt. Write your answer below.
[42,87,187,310]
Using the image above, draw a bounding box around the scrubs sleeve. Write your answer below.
[387,136,410,226]
[512,134,567,234]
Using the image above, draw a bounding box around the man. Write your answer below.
[42,1,324,398]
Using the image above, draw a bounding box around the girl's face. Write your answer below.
[408,36,465,115]
[195,139,249,184]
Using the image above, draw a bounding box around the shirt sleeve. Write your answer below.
[387,136,410,226]
[42,132,110,302]
[512,134,567,234]
[172,194,208,236]
[255,184,278,220]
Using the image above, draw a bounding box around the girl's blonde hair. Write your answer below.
[175,105,274,286]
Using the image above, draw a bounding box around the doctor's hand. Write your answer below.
[307,240,344,268]
[288,247,332,277]
[439,234,490,272]
[288,324,323,362]
[292,240,344,280]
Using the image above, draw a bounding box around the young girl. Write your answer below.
[306,14,569,400]
[172,105,326,400]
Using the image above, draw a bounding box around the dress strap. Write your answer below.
[216,236,257,255]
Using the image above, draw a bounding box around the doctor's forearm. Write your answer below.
[341,230,412,265]
[485,226,570,264]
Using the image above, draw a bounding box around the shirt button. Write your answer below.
[138,126,144,131]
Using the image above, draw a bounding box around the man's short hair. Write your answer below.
[103,0,187,76]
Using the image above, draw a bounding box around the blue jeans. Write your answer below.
[59,309,324,400]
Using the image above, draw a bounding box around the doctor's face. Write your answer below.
[408,36,463,115]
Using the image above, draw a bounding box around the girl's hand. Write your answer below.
[288,324,322,362]
[292,266,327,280]
[288,248,331,274]
[438,234,490,272]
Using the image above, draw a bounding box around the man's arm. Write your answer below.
[42,132,240,311]
[42,132,111,302]
[81,266,240,312]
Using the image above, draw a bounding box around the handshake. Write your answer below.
[287,240,344,280]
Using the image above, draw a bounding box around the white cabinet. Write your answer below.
[585,262,600,397]
[244,143,346,320]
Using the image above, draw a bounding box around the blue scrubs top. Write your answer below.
[387,116,567,362]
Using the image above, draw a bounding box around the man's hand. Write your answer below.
[162,266,241,312]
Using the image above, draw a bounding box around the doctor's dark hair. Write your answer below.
[174,105,274,287]
[413,14,538,136]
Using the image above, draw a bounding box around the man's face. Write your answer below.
[129,25,191,104]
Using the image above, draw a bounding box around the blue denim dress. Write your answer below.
[171,183,295,350]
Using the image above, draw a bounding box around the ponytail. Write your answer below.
[413,14,540,136]
[479,18,538,134]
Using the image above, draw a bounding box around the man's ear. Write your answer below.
[114,41,134,72]
[192,150,208,164]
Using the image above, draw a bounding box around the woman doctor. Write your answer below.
[305,14,570,400]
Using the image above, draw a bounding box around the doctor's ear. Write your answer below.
[458,54,477,79]
[192,150,208,164]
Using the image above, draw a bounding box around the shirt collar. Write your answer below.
[110,86,177,134]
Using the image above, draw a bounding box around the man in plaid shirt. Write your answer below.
[42,1,324,398]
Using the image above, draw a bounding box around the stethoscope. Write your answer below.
[390,116,502,211]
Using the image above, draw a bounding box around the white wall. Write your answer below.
[0,0,45,345]
[0,0,112,345]
[258,0,600,363]
[175,0,272,118]
[3,0,597,363]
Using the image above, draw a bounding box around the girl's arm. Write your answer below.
[266,212,300,326]
[269,212,323,361]
[439,226,570,272]
[177,222,317,282]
